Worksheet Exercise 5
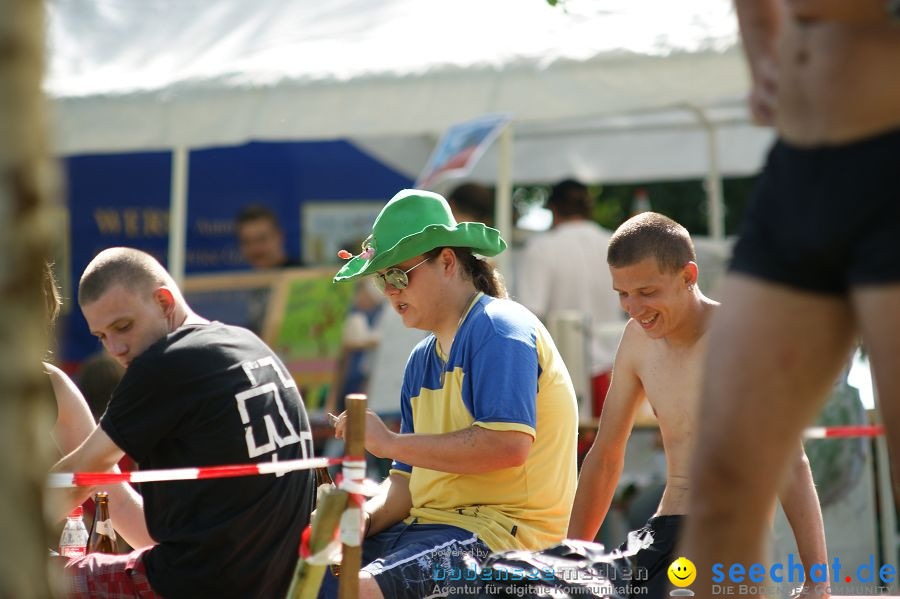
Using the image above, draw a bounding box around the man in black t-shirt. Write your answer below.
[51,247,315,598]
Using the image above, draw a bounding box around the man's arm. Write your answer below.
[338,410,533,474]
[106,478,155,548]
[734,0,783,125]
[47,362,96,457]
[567,324,645,540]
[778,442,829,597]
[363,473,413,538]
[46,365,155,548]
[47,426,124,521]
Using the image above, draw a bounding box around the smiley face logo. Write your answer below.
[668,557,696,587]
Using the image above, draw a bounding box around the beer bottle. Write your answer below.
[315,466,335,488]
[87,491,118,554]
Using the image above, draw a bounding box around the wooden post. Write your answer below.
[285,488,348,599]
[0,0,57,596]
[338,394,367,599]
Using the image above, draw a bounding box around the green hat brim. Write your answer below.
[333,222,506,283]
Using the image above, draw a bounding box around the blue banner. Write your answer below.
[61,140,412,363]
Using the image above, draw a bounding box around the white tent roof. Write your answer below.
[353,100,773,186]
[46,0,769,177]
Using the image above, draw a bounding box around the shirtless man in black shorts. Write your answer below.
[683,1,900,596]
[569,213,827,598]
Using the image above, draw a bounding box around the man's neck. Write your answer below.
[551,214,587,228]
[169,306,209,332]
[663,295,717,348]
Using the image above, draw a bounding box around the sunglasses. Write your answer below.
[372,256,432,293]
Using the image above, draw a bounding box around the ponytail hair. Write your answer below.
[426,247,508,299]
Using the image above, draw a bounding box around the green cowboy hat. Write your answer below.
[333,189,506,283]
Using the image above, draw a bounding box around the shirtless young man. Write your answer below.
[568,213,828,597]
[682,2,900,596]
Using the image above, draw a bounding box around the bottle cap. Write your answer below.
[70,505,83,518]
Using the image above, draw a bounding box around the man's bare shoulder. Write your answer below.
[44,362,70,394]
[615,319,650,367]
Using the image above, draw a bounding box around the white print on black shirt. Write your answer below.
[235,357,311,460]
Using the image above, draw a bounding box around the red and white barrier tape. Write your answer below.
[48,424,886,489]
[803,424,885,439]
[47,456,340,489]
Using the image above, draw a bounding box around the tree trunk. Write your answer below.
[0,0,60,595]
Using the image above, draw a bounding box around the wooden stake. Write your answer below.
[338,394,367,599]
[285,488,348,599]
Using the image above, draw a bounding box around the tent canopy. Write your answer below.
[46,0,770,181]
[48,0,769,362]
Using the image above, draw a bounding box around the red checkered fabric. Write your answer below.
[64,547,161,598]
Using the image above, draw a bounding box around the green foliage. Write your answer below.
[593,176,758,235]
[513,175,758,236]
[722,177,756,234]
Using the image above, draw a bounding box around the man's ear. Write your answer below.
[683,261,699,287]
[153,287,177,317]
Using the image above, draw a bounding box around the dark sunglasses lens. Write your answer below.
[372,268,408,292]
[384,268,409,290]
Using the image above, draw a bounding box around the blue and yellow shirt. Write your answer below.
[391,293,578,552]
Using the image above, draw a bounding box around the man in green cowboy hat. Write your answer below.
[326,189,579,599]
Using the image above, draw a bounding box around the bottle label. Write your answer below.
[95,519,117,538]
[60,546,86,558]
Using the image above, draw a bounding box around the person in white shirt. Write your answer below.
[517,179,622,416]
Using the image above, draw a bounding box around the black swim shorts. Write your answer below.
[730,128,900,294]
[613,514,684,598]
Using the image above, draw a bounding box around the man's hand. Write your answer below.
[733,0,781,126]
[787,0,890,24]
[332,409,395,458]
[748,54,778,126]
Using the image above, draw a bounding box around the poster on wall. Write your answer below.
[301,201,385,265]
[416,113,512,190]
[184,268,354,413]
[272,274,354,411]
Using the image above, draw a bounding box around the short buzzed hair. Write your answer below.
[78,247,176,307]
[607,212,696,273]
